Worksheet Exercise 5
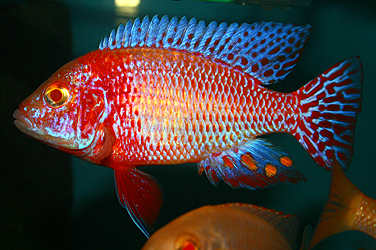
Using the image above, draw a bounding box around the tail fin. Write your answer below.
[307,158,376,249]
[293,56,363,170]
[308,158,361,249]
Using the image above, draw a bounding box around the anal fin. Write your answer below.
[198,138,306,189]
[114,166,163,238]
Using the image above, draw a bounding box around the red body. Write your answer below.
[65,48,299,168]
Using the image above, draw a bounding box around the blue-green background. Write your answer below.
[3,0,376,249]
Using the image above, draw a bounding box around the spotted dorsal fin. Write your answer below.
[99,15,312,84]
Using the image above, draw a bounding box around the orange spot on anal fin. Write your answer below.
[241,153,257,171]
[280,156,293,167]
[114,166,163,238]
[222,155,235,169]
[265,164,277,177]
[198,166,205,176]
[198,138,305,190]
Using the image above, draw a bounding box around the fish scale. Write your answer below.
[96,47,297,165]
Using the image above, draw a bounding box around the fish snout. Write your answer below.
[13,109,35,133]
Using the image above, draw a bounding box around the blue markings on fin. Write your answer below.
[115,24,124,49]
[198,138,306,190]
[99,15,312,85]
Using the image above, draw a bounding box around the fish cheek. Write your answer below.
[75,89,106,148]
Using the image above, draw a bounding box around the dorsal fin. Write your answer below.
[218,203,299,249]
[99,15,312,84]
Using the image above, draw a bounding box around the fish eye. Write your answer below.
[179,240,198,250]
[175,234,200,250]
[45,84,70,108]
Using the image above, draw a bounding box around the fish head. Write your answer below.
[141,206,222,250]
[13,57,106,154]
[142,231,202,250]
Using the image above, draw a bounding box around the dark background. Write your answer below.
[1,0,375,249]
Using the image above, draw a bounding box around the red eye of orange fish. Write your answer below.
[176,234,200,250]
[180,241,197,250]
[45,84,70,107]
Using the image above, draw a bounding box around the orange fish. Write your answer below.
[308,158,376,249]
[141,203,300,250]
[13,15,363,236]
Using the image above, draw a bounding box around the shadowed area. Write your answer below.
[0,1,73,249]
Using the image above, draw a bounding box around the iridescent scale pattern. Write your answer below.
[94,48,299,165]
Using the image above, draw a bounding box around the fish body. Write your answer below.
[141,203,299,250]
[13,15,363,236]
[33,47,299,165]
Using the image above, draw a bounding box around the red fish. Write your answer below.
[13,15,362,236]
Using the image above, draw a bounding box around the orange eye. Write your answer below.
[176,234,200,250]
[45,84,70,107]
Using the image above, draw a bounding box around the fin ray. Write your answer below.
[218,203,299,249]
[198,138,306,190]
[308,158,361,249]
[294,56,363,170]
[114,166,163,238]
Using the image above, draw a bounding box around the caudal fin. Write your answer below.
[293,56,363,170]
[308,158,361,249]
[308,158,376,249]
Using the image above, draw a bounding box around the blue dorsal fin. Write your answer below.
[171,16,188,48]
[115,24,124,49]
[178,17,197,51]
[130,17,141,47]
[162,16,178,48]
[218,203,299,250]
[155,15,169,47]
[99,15,312,84]
[145,15,159,47]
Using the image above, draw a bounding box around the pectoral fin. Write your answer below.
[114,166,163,238]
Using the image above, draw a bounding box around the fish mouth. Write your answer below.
[13,109,38,137]
[13,109,94,153]
[13,109,62,148]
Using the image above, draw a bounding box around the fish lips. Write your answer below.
[13,109,37,136]
[13,109,97,154]
[13,109,73,149]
